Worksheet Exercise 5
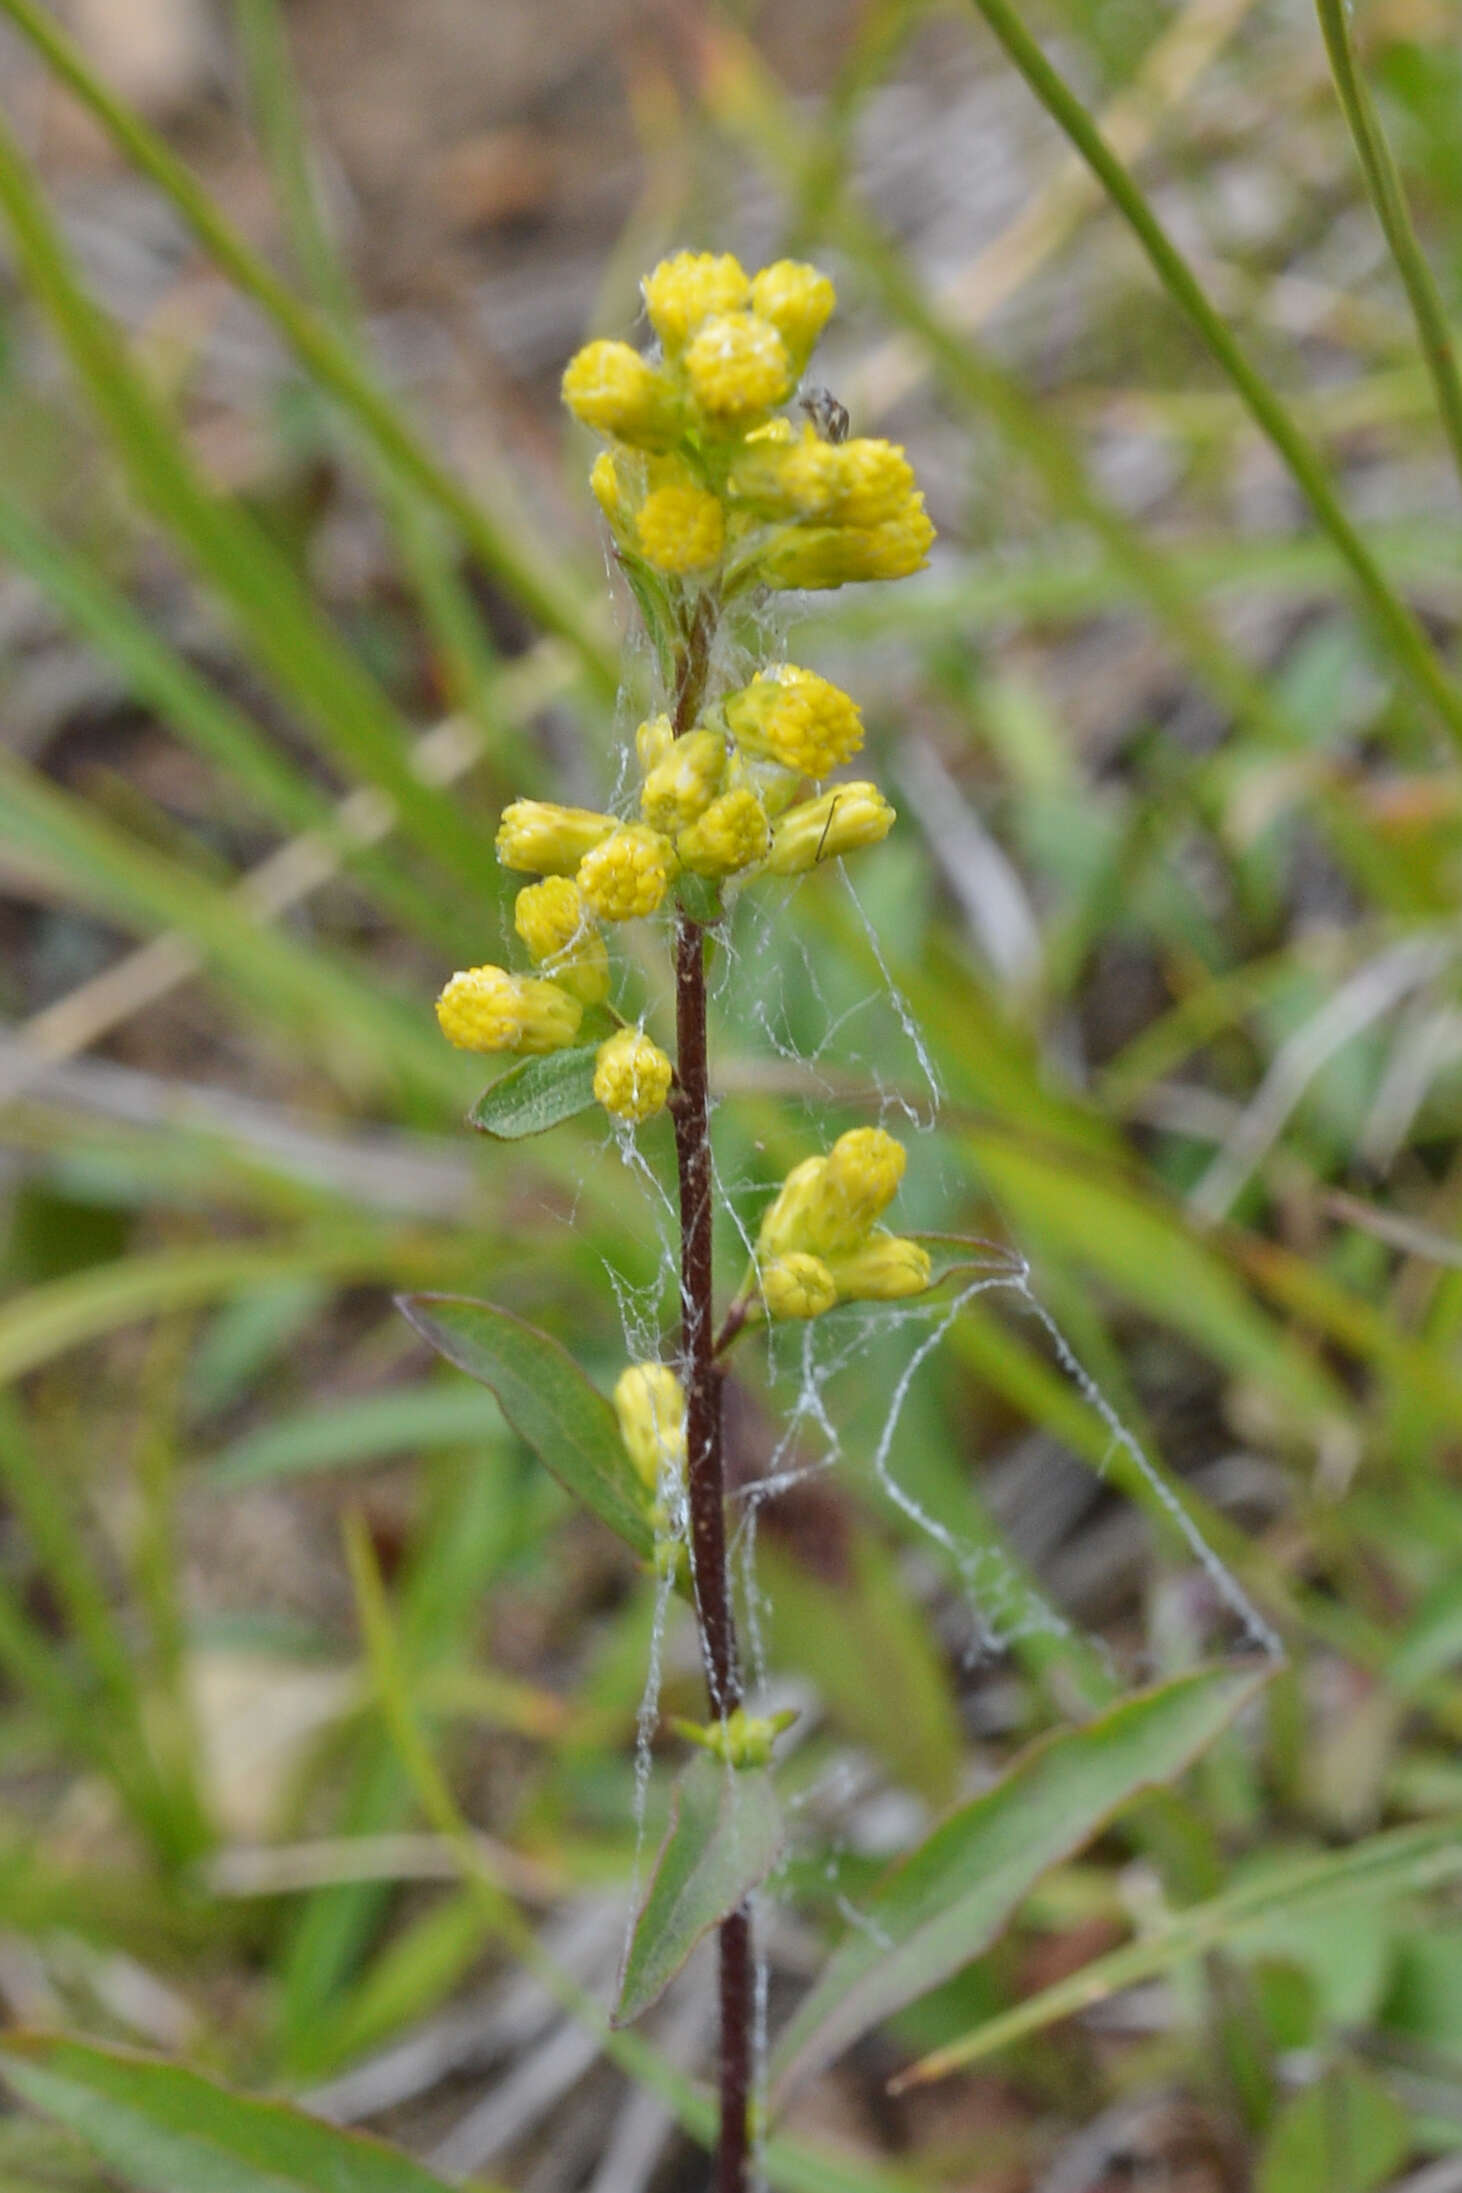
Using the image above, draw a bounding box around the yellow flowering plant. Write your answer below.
[402,249,938,2190]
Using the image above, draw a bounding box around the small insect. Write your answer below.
[798,386,850,444]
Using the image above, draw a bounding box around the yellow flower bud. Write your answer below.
[577,824,676,921]
[434,964,582,1055]
[561,340,681,449]
[642,251,749,352]
[677,786,770,877]
[590,448,636,532]
[825,1234,932,1303]
[513,878,610,1007]
[684,313,791,423]
[750,260,836,370]
[762,497,936,589]
[781,435,916,528]
[613,1362,686,1492]
[765,782,895,874]
[759,1251,838,1320]
[810,1127,907,1252]
[637,483,725,575]
[594,1026,673,1123]
[640,728,726,832]
[756,1155,827,1259]
[756,1128,907,1260]
[495,800,616,876]
[635,713,676,774]
[724,665,864,777]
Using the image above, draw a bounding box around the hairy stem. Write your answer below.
[668,587,751,2193]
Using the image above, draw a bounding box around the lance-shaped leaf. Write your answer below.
[468,1048,600,1141]
[771,1661,1271,2104]
[396,1295,655,1562]
[0,2033,462,2192]
[616,1752,785,2026]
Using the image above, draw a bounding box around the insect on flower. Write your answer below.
[798,384,851,444]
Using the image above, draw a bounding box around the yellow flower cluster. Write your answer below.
[433,253,933,1121]
[752,1127,931,1319]
[560,249,933,594]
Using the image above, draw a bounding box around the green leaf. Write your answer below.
[395,1295,656,1562]
[467,1048,601,1140]
[771,1662,1270,2103]
[1257,2062,1409,2193]
[0,2035,468,2193]
[616,1753,785,2026]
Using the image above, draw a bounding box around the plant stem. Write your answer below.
[668,591,752,2193]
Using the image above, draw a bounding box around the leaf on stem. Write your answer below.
[616,1752,785,2026]
[467,1047,601,1140]
[770,1660,1272,2104]
[395,1295,656,1561]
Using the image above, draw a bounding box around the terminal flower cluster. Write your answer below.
[434,251,933,1133]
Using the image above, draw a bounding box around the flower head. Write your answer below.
[594,1026,673,1123]
[763,499,935,589]
[781,434,917,528]
[613,1362,686,1492]
[677,786,770,877]
[825,1234,932,1302]
[640,729,726,833]
[577,824,676,921]
[750,260,836,371]
[766,782,895,874]
[810,1127,907,1252]
[496,801,615,876]
[724,665,864,777]
[642,252,750,352]
[759,1251,838,1320]
[684,312,791,424]
[513,877,610,1006]
[435,965,582,1056]
[637,482,725,575]
[561,340,681,450]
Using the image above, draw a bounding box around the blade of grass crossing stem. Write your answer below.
[959,0,1462,749]
[1313,0,1462,500]
[0,490,468,951]
[0,115,496,901]
[0,753,465,1108]
[0,0,614,697]
[231,0,522,754]
[344,1517,936,2193]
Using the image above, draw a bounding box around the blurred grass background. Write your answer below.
[2,0,1462,2186]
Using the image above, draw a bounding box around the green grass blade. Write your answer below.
[894,1814,1462,2087]
[0,751,463,1107]
[0,114,496,901]
[0,490,465,949]
[1314,0,1462,499]
[961,0,1462,748]
[0,0,614,696]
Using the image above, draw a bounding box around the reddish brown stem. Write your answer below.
[668,588,751,2193]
